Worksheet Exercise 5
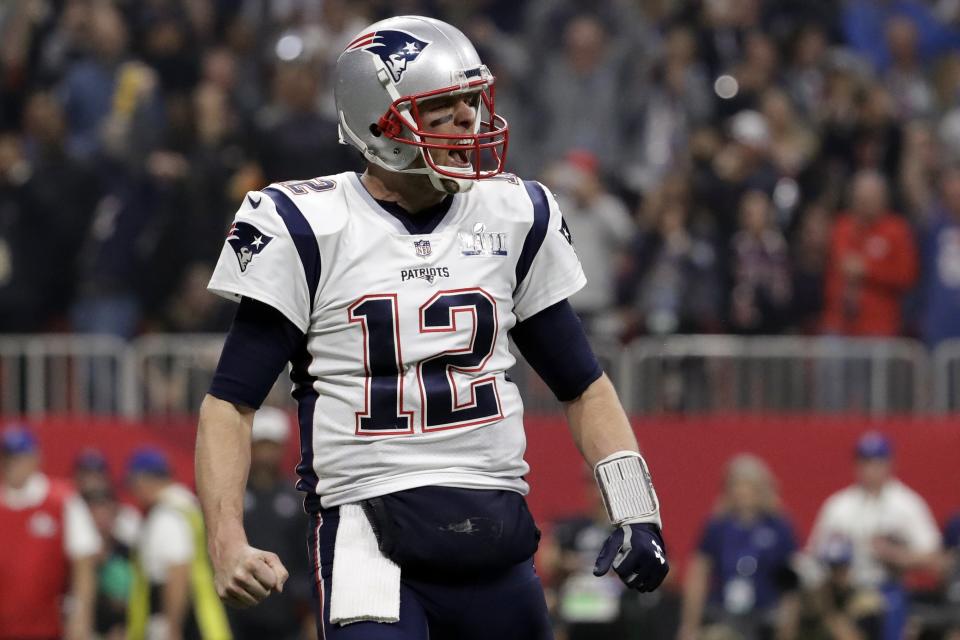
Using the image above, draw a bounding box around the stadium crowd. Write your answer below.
[5,0,960,345]
[3,1,960,639]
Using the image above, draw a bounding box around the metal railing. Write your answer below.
[0,333,956,418]
[621,336,929,415]
[0,335,129,416]
[932,338,960,413]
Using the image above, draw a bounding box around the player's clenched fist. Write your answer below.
[593,522,669,592]
[212,543,289,608]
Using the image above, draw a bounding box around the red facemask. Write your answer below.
[376,79,509,180]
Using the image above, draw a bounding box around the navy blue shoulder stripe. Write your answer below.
[263,187,322,305]
[515,180,552,291]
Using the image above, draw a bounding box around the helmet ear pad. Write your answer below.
[362,114,423,171]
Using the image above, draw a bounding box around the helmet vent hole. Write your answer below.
[369,124,382,137]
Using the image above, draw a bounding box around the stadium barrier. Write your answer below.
[932,337,960,413]
[18,414,960,576]
[0,333,957,416]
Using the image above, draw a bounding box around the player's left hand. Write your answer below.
[593,522,669,592]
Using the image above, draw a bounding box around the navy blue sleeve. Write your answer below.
[208,297,305,409]
[509,300,603,402]
[945,514,960,550]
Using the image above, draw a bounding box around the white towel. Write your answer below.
[330,504,402,625]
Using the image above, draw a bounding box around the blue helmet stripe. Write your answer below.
[515,181,551,291]
[263,187,322,306]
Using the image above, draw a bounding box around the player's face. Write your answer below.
[417,91,480,169]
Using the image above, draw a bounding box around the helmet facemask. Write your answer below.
[374,74,509,193]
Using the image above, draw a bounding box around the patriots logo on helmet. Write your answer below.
[345,30,430,83]
[226,221,273,272]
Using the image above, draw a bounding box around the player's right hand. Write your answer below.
[213,543,289,608]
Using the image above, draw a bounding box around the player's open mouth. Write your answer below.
[449,142,472,168]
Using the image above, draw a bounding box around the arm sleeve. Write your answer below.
[944,515,960,549]
[63,494,102,559]
[509,300,602,401]
[902,492,941,554]
[208,297,305,409]
[150,508,195,567]
[207,189,320,332]
[513,181,587,321]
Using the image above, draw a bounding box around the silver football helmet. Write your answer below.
[334,16,509,193]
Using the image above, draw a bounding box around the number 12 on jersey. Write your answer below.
[347,288,504,435]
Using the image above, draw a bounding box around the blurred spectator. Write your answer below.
[842,1,960,73]
[126,447,230,639]
[228,407,313,640]
[73,448,141,549]
[253,61,358,183]
[784,23,830,121]
[822,170,918,336]
[84,485,134,640]
[536,14,625,175]
[760,88,818,182]
[807,432,942,640]
[728,190,792,334]
[58,2,163,163]
[0,102,100,332]
[678,454,800,640]
[899,120,942,223]
[622,24,714,194]
[618,198,721,338]
[940,512,960,638]
[789,203,831,334]
[801,535,886,639]
[0,424,100,640]
[920,166,960,346]
[543,150,635,335]
[704,110,781,240]
[883,16,936,120]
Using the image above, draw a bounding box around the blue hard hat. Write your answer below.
[1,425,38,455]
[856,431,892,459]
[126,447,170,477]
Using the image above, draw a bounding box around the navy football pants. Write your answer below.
[306,506,554,640]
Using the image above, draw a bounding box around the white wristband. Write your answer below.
[594,451,662,528]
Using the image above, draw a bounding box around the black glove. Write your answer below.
[593,522,669,592]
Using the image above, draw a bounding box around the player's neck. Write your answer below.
[361,167,447,214]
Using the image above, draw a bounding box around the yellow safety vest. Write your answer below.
[127,499,231,639]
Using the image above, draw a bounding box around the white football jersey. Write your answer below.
[209,171,585,507]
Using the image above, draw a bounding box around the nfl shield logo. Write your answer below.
[414,239,432,258]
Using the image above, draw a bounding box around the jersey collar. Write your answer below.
[347,172,463,235]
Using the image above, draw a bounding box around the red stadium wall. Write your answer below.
[18,415,960,578]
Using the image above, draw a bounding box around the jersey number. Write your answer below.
[347,289,503,434]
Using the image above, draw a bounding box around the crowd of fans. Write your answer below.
[4,0,960,345]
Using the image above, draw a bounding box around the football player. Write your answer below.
[195,15,669,640]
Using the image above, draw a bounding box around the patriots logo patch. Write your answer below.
[227,221,272,272]
[344,29,430,83]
